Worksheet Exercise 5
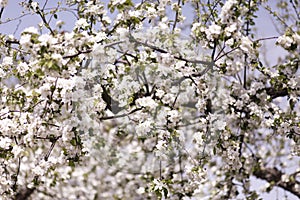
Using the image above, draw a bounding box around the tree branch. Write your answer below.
[265,87,288,98]
[128,33,215,67]
[254,167,300,198]
[0,7,4,19]
[15,187,35,200]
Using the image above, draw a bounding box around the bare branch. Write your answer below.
[128,33,215,67]
[265,87,288,98]
[254,167,300,198]
[15,187,35,200]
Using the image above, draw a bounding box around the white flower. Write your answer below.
[136,97,158,110]
[225,23,238,36]
[33,165,44,176]
[0,137,12,149]
[234,100,244,110]
[287,78,297,89]
[175,60,186,69]
[153,179,165,191]
[155,89,165,98]
[182,197,193,200]
[162,93,175,105]
[146,6,157,18]
[193,131,205,145]
[196,99,206,112]
[95,32,107,42]
[277,35,293,49]
[19,34,32,48]
[156,140,166,152]
[214,120,226,131]
[12,145,24,157]
[56,20,64,28]
[57,78,75,90]
[17,62,29,75]
[73,76,86,89]
[240,36,253,53]
[208,24,221,35]
[160,53,174,65]
[64,32,74,41]
[167,110,180,123]
[38,34,57,45]
[31,1,39,11]
[225,38,234,46]
[116,27,129,40]
[38,82,51,99]
[51,53,63,62]
[102,15,111,24]
[293,33,300,44]
[111,0,126,6]
[128,10,141,17]
[155,138,168,157]
[2,57,13,66]
[75,18,89,28]
[136,120,152,136]
[0,107,9,116]
[158,21,169,31]
[206,24,221,39]
[92,43,105,58]
[0,0,8,7]
[152,179,169,198]
[22,26,39,34]
[136,187,145,194]
[191,22,201,35]
[220,0,238,23]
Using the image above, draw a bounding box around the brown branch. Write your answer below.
[12,158,21,192]
[44,135,61,161]
[128,33,215,67]
[15,187,35,200]
[255,36,278,42]
[265,87,288,98]
[172,0,181,32]
[62,41,124,59]
[0,7,4,19]
[5,40,20,45]
[36,7,54,35]
[254,167,300,198]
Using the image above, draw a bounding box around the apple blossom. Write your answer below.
[0,0,8,7]
[0,0,299,200]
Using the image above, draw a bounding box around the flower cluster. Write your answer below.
[277,32,300,51]
[0,0,299,200]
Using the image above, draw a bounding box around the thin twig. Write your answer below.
[290,0,300,21]
[36,5,54,35]
[129,33,215,66]
[172,0,181,32]
[255,36,278,42]
[0,7,4,20]
[44,135,61,161]
[214,46,239,61]
[62,41,124,59]
[13,20,22,35]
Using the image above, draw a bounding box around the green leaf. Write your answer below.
[68,160,75,167]
[70,138,76,146]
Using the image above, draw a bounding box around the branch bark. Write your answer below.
[15,187,35,200]
[254,167,300,198]
[265,87,288,99]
